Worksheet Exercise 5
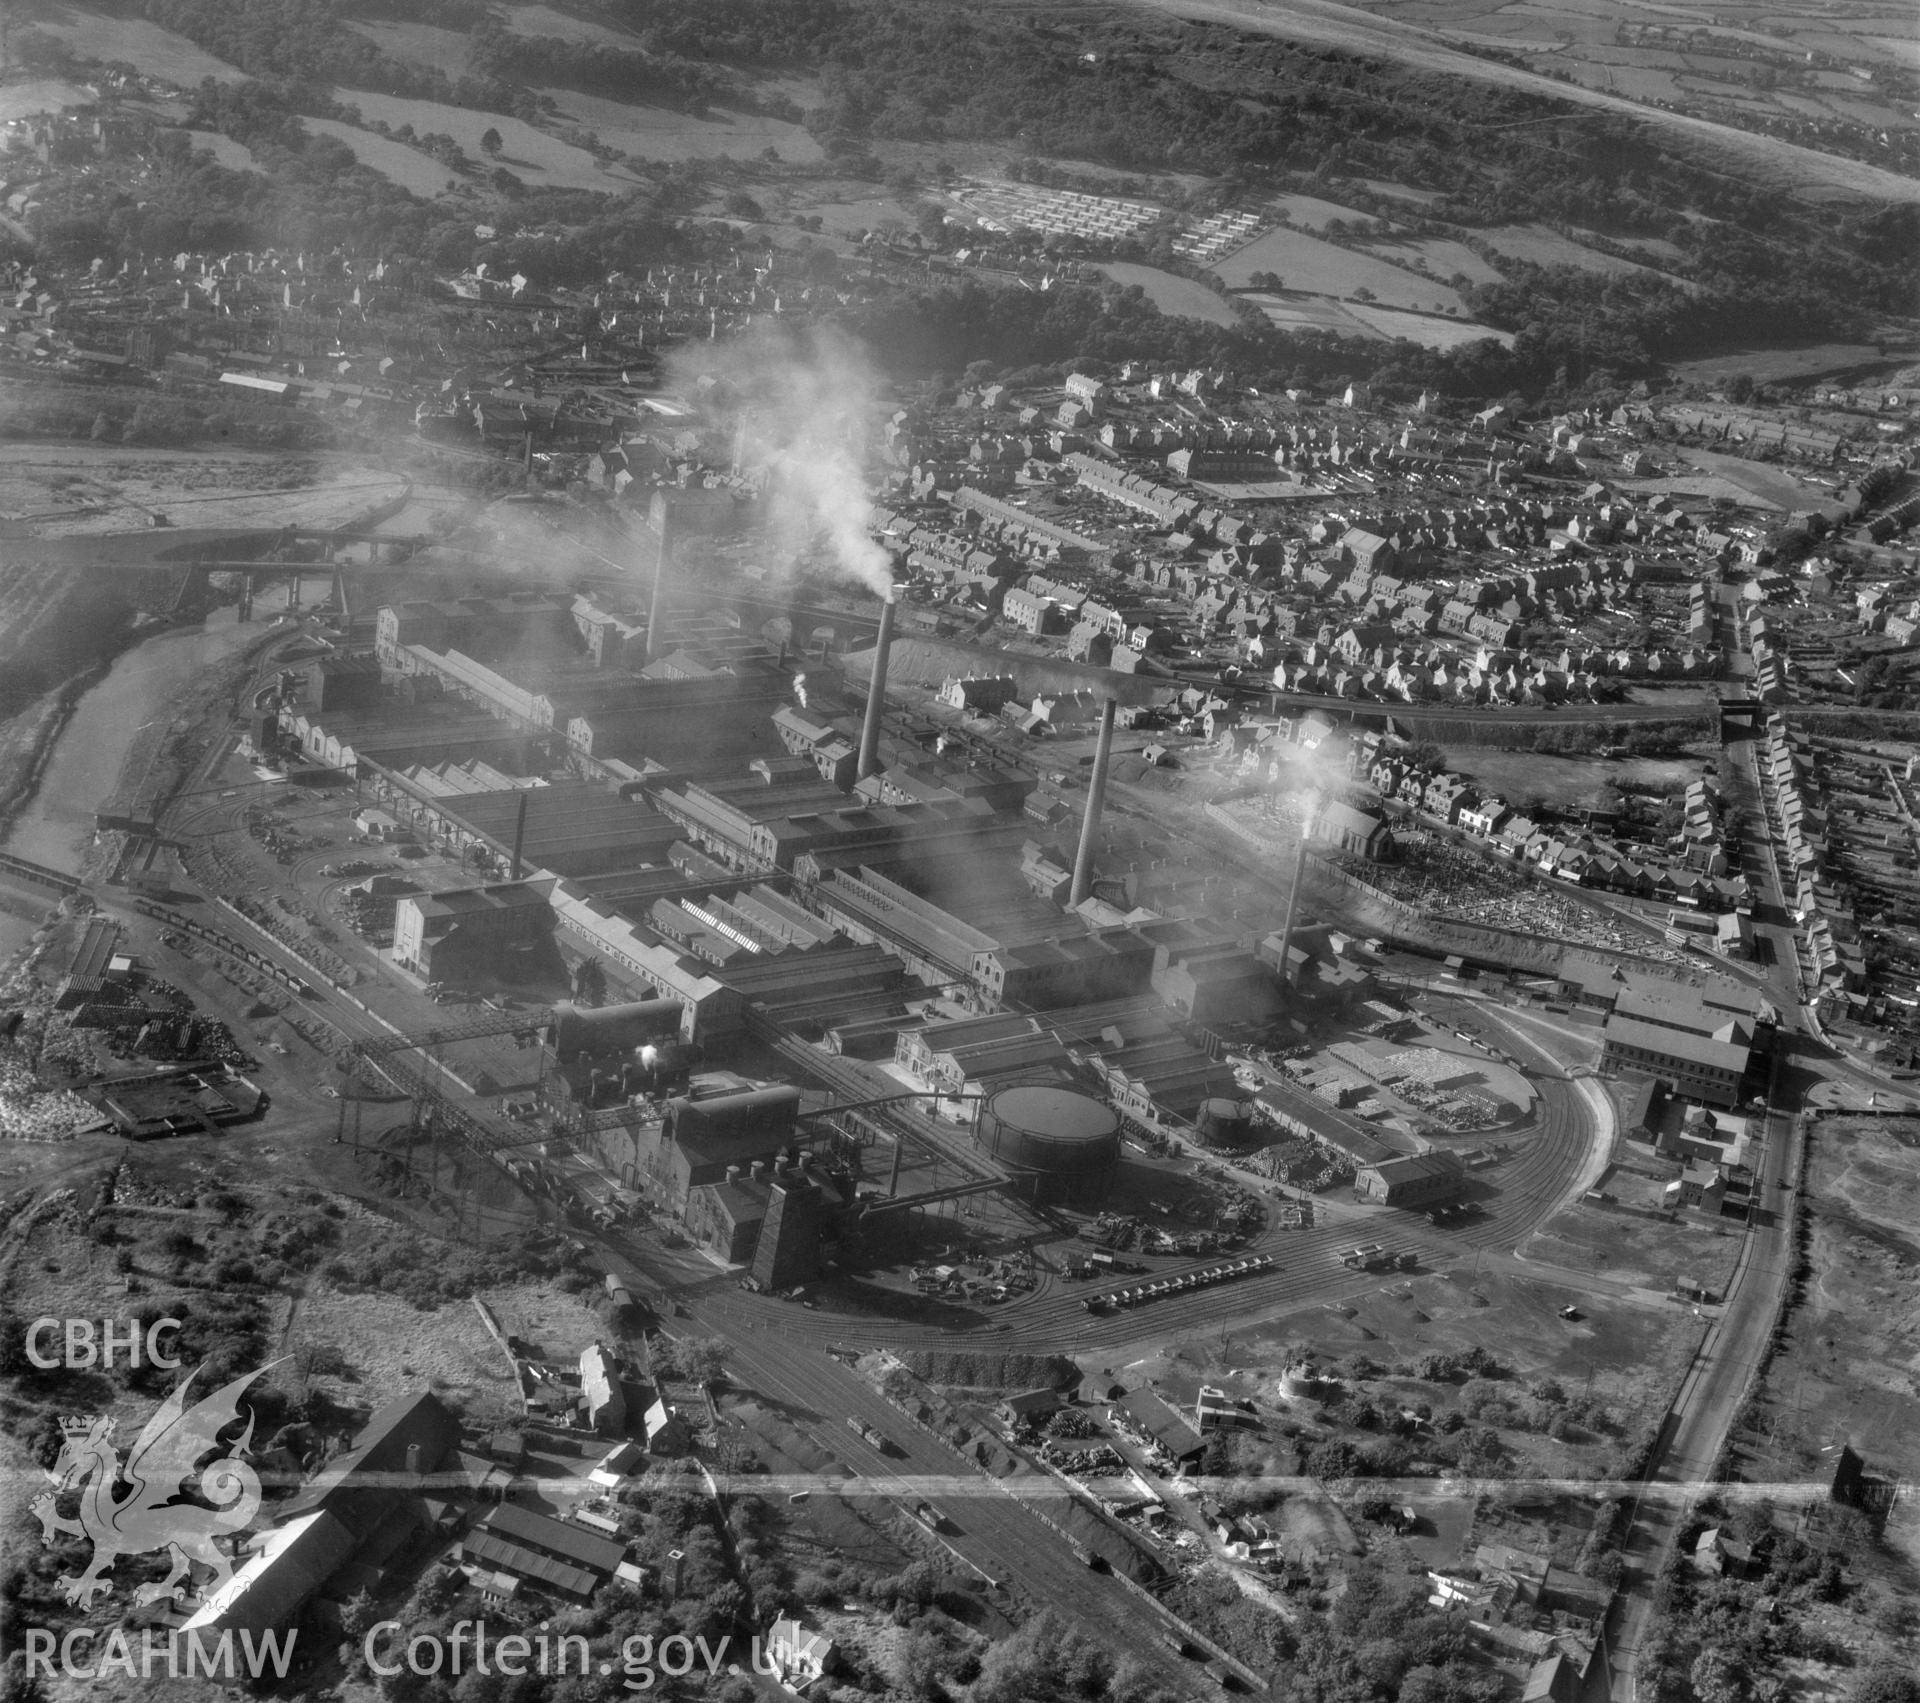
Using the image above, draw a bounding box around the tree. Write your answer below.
[666,1336,731,1385]
[1853,1670,1920,1703]
[1690,1647,1748,1703]
[479,127,503,157]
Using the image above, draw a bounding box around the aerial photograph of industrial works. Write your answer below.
[1,1,1919,1700]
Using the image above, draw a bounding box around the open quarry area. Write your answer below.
[0,1,1917,1701]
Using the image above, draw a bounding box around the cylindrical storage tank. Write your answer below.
[978,1085,1120,1202]
[1194,1096,1256,1147]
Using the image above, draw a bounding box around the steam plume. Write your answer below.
[669,323,893,598]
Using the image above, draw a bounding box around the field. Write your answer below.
[332,89,629,191]
[21,3,243,85]
[802,195,921,236]
[1356,177,1444,205]
[1667,342,1909,387]
[503,2,642,47]
[0,77,96,123]
[1214,1262,1701,1458]
[1445,749,1702,811]
[1270,191,1381,231]
[1733,1115,1920,1564]
[188,130,261,173]
[1216,226,1470,313]
[1343,301,1513,350]
[534,86,825,164]
[302,117,455,196]
[1360,235,1507,286]
[1472,223,1667,278]
[1099,261,1243,326]
[1671,449,1831,512]
[345,16,471,71]
[1520,1195,1745,1296]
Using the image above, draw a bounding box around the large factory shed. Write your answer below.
[1356,1151,1464,1208]
[422,782,683,878]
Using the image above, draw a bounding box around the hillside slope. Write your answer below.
[1117,0,1920,205]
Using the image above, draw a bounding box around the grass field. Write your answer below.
[1217,226,1471,312]
[803,194,919,236]
[1521,1195,1745,1294]
[1356,177,1444,205]
[1671,448,1832,511]
[188,130,261,173]
[1734,1116,1920,1565]
[1237,291,1384,339]
[1446,748,1702,810]
[345,17,471,72]
[1360,235,1506,285]
[1474,223,1666,278]
[25,4,243,84]
[1344,301,1512,349]
[536,86,824,164]
[1270,191,1382,230]
[1099,261,1243,326]
[1667,342,1908,387]
[303,117,453,195]
[0,78,95,123]
[503,2,643,47]
[334,88,627,191]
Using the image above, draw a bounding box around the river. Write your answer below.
[2,610,267,869]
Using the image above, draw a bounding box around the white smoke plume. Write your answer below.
[669,322,894,599]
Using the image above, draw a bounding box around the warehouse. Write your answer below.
[1355,1151,1465,1208]
[417,782,683,879]
[1599,1016,1752,1108]
[393,880,556,981]
[459,1504,629,1604]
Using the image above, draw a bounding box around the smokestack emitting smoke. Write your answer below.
[1069,698,1118,909]
[646,517,668,663]
[668,324,893,598]
[1276,793,1320,983]
[509,788,529,881]
[857,588,898,781]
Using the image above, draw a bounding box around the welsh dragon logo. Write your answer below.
[31,1362,273,1608]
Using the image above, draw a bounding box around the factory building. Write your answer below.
[375,594,576,669]
[393,880,556,981]
[684,1156,842,1284]
[1355,1151,1465,1208]
[399,781,684,879]
[972,929,1158,1009]
[303,652,383,714]
[543,998,687,1105]
[655,1086,804,1209]
[279,704,536,781]
[1595,978,1765,1108]
[1149,941,1283,1027]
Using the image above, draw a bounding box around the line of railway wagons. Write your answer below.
[1084,1253,1275,1312]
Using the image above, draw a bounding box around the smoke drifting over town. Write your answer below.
[670,323,895,599]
